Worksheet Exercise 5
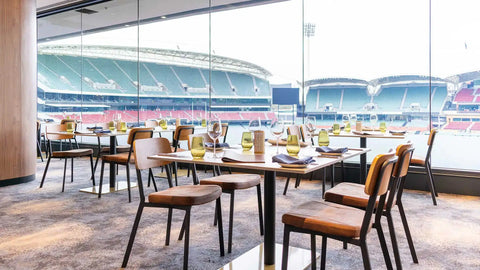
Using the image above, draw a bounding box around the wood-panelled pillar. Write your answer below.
[0,0,37,185]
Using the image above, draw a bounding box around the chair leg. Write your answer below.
[256,184,264,235]
[174,162,178,186]
[179,211,188,241]
[341,161,345,182]
[191,164,198,185]
[98,161,105,198]
[386,213,402,270]
[343,241,347,249]
[227,191,235,253]
[322,168,327,198]
[311,234,317,270]
[330,164,335,187]
[37,139,44,162]
[282,225,291,270]
[121,203,145,268]
[149,168,158,191]
[89,154,96,186]
[40,156,52,188]
[360,239,372,270]
[425,163,437,205]
[147,169,151,187]
[398,201,418,263]
[70,158,74,183]
[165,165,173,188]
[375,220,394,270]
[283,177,291,195]
[165,208,173,246]
[294,174,301,188]
[126,163,132,203]
[216,198,225,257]
[182,208,191,270]
[62,158,68,192]
[213,201,218,226]
[320,236,327,270]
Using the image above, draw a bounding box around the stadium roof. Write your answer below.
[305,78,369,88]
[38,44,272,78]
[445,70,480,84]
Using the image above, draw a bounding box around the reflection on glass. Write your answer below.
[191,136,206,158]
[318,129,329,146]
[241,131,253,151]
[286,134,300,156]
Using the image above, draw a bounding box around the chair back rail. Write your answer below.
[46,124,74,141]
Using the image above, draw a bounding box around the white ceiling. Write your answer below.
[37,0,283,41]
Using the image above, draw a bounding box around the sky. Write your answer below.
[43,0,480,84]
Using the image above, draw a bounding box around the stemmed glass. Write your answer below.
[248,118,261,132]
[370,113,378,130]
[270,120,284,154]
[207,117,222,158]
[305,116,316,144]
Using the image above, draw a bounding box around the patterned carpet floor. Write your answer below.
[1,157,480,269]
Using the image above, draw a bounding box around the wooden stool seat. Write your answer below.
[100,145,130,153]
[325,182,394,209]
[200,174,260,190]
[410,156,425,166]
[102,152,134,164]
[51,148,93,158]
[148,185,221,206]
[282,200,369,238]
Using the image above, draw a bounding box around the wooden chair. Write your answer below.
[60,118,79,149]
[324,143,418,269]
[221,123,229,143]
[171,125,194,185]
[36,121,44,162]
[144,119,159,128]
[409,129,438,205]
[98,127,153,202]
[40,124,95,192]
[93,122,130,174]
[121,137,224,270]
[200,173,264,253]
[281,151,397,270]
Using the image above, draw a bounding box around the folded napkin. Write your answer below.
[221,152,265,163]
[389,130,406,135]
[93,130,111,134]
[204,142,230,148]
[86,126,103,130]
[316,146,348,154]
[272,154,314,165]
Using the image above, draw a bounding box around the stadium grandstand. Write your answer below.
[37,44,273,124]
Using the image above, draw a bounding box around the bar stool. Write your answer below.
[200,174,264,253]
[122,137,224,270]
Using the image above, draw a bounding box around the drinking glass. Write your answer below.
[120,122,127,132]
[108,121,115,131]
[208,118,222,158]
[241,131,253,151]
[159,119,167,130]
[350,114,357,127]
[379,121,387,133]
[333,123,341,135]
[318,129,330,146]
[248,118,261,132]
[305,116,316,143]
[66,122,74,133]
[286,134,300,156]
[270,120,284,154]
[370,113,378,129]
[191,136,206,158]
[201,118,207,127]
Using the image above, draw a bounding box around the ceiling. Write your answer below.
[37,0,283,41]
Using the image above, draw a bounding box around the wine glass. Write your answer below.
[305,116,316,143]
[318,129,330,146]
[207,118,222,158]
[270,120,284,154]
[248,118,261,132]
[370,113,378,130]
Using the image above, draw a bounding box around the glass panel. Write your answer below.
[211,0,302,145]
[305,0,429,162]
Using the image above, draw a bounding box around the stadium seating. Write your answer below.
[373,86,405,111]
[341,88,370,111]
[403,86,429,110]
[469,122,480,131]
[307,88,341,111]
[172,66,206,90]
[228,72,255,96]
[454,89,475,103]
[443,121,471,130]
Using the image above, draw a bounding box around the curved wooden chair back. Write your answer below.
[425,129,437,162]
[221,123,229,143]
[364,151,396,196]
[393,142,414,178]
[45,124,74,141]
[145,120,159,128]
[133,137,172,171]
[127,127,153,145]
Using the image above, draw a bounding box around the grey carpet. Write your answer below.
[1,157,480,269]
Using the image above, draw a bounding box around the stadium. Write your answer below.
[38,44,480,136]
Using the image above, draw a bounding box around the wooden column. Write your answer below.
[0,0,37,185]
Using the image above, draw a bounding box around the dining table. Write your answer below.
[148,144,370,268]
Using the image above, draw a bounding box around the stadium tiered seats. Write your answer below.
[431,86,447,112]
[208,70,232,96]
[144,63,184,94]
[443,121,471,130]
[228,72,255,96]
[373,86,405,111]
[254,77,271,96]
[454,88,475,103]
[403,86,429,110]
[305,89,317,112]
[470,122,480,131]
[309,88,341,110]
[172,66,205,89]
[341,88,370,111]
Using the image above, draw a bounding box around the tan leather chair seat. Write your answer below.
[102,152,134,164]
[148,185,222,206]
[51,148,93,158]
[100,145,130,153]
[324,182,394,209]
[410,157,425,166]
[282,200,370,238]
[171,146,187,153]
[200,174,261,190]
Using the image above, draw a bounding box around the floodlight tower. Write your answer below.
[304,22,316,80]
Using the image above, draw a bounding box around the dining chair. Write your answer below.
[409,129,438,205]
[92,122,130,175]
[36,121,44,161]
[199,173,264,253]
[98,127,153,202]
[281,151,397,270]
[121,137,224,270]
[60,118,79,149]
[171,125,194,185]
[144,119,162,138]
[324,143,418,269]
[40,124,96,192]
